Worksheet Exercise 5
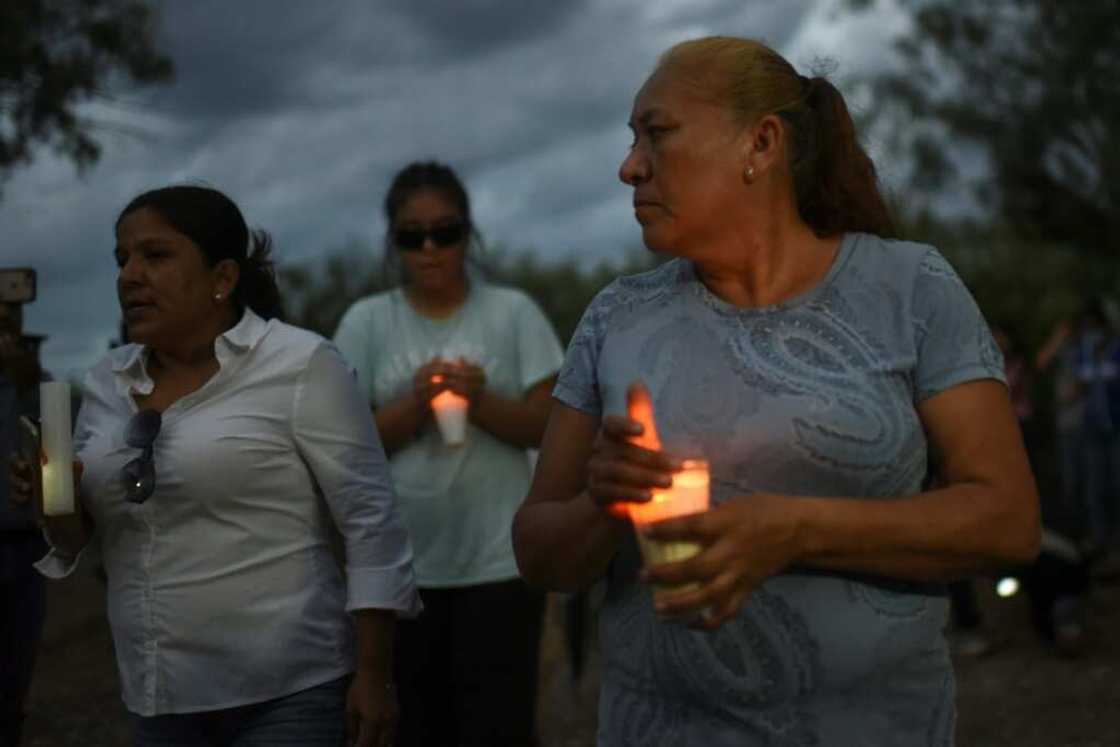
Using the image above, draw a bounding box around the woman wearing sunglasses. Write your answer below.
[332,161,564,747]
[11,185,419,747]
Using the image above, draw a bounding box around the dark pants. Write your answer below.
[948,579,982,630]
[1082,432,1120,548]
[130,676,348,747]
[394,578,545,747]
[1022,547,1090,642]
[0,532,47,747]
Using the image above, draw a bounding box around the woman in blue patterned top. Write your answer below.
[513,37,1039,746]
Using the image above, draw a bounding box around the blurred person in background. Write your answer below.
[514,36,1039,744]
[10,185,419,747]
[945,324,1041,659]
[998,324,1088,656]
[1036,311,1088,545]
[333,161,564,747]
[1070,300,1120,564]
[0,297,48,747]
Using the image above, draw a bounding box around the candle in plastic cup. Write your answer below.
[632,458,710,598]
[431,390,469,446]
[40,381,75,516]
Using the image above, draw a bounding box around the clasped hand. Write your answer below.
[412,357,486,408]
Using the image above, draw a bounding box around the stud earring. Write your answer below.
[746,165,756,182]
[214,293,223,302]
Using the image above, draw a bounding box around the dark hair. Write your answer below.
[116,185,283,320]
[660,37,895,239]
[380,161,486,286]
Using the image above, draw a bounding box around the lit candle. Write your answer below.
[431,389,469,446]
[632,459,710,598]
[624,381,710,598]
[40,381,75,516]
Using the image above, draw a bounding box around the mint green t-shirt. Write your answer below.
[333,283,563,587]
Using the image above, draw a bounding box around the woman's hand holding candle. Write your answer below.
[442,358,486,406]
[412,360,453,411]
[8,454,92,557]
[585,383,681,519]
[419,359,482,447]
[638,492,803,629]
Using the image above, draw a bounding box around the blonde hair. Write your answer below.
[658,36,894,238]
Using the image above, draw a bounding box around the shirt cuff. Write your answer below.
[33,529,85,579]
[346,563,423,618]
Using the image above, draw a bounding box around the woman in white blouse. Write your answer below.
[11,185,419,747]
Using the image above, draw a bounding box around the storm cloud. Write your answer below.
[1,0,904,376]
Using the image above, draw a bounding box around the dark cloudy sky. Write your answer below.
[2,0,909,377]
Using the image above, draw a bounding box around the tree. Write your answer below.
[0,0,173,183]
[488,245,657,345]
[852,0,1119,254]
[278,241,383,340]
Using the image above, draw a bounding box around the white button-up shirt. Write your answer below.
[37,310,420,716]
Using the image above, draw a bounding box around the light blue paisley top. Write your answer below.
[554,233,1005,746]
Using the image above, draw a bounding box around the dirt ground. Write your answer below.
[21,569,1120,746]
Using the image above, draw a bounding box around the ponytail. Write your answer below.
[792,76,895,238]
[238,229,283,320]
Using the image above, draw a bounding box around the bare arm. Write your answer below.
[469,376,556,449]
[794,379,1040,576]
[371,360,450,457]
[353,608,395,679]
[1034,320,1072,371]
[348,609,398,746]
[512,403,632,591]
[644,379,1040,626]
[373,395,427,457]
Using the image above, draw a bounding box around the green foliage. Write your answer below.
[0,0,173,183]
[278,241,657,346]
[277,240,383,341]
[853,0,1119,253]
[488,245,659,345]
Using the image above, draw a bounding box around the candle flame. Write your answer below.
[608,381,663,520]
[431,390,468,409]
[626,381,661,451]
[628,463,709,526]
[673,471,708,488]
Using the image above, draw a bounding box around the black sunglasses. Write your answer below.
[121,409,161,504]
[393,222,468,251]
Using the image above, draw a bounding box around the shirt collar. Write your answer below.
[109,309,271,395]
[217,308,270,352]
[110,343,145,375]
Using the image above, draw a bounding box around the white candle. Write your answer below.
[40,381,75,516]
[431,389,469,446]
